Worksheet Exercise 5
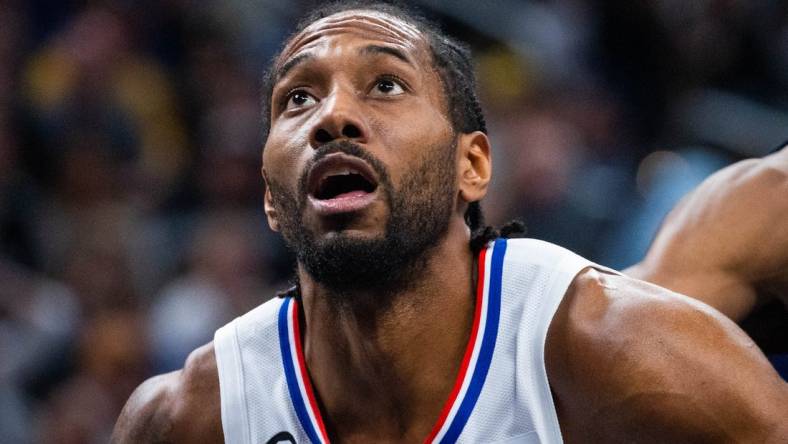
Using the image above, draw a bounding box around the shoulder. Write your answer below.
[111,342,223,443]
[628,149,788,319]
[666,147,786,251]
[698,147,788,221]
[699,145,788,197]
[641,147,788,259]
[546,269,788,443]
[499,238,588,271]
[650,148,788,262]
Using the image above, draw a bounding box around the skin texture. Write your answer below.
[548,268,788,443]
[627,146,788,321]
[112,10,788,443]
[111,343,222,443]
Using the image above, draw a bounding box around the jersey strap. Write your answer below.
[425,238,506,444]
[277,238,507,444]
[278,297,331,443]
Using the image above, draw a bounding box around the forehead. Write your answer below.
[277,10,430,73]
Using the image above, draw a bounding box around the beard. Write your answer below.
[267,138,457,305]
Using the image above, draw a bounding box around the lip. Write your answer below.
[306,153,380,216]
[307,189,379,215]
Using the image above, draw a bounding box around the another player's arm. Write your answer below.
[626,146,788,321]
[548,268,788,443]
[111,343,223,444]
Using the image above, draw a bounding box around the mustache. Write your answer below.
[297,140,392,198]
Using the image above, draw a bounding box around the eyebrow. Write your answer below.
[275,53,314,81]
[275,44,414,81]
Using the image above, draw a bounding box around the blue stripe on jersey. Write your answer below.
[440,238,507,443]
[277,297,322,444]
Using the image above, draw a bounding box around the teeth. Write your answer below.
[319,168,357,187]
[311,161,375,199]
[329,168,358,177]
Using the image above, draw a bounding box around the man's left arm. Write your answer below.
[548,269,788,443]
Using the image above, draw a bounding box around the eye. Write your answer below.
[285,90,317,110]
[370,77,405,97]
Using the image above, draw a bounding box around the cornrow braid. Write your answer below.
[466,84,487,135]
[275,283,300,299]
[466,201,526,253]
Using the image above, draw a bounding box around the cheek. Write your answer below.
[263,134,311,192]
[374,106,453,183]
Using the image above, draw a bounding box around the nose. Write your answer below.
[309,87,369,148]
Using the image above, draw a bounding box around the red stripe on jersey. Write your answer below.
[424,246,487,443]
[292,301,331,442]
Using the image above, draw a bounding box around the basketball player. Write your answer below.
[627,144,788,322]
[112,3,788,443]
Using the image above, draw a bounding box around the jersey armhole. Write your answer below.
[214,321,251,444]
[534,253,594,443]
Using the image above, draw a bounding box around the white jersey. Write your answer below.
[214,238,594,444]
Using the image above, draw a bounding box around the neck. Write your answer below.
[297,218,478,442]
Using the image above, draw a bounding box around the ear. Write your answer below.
[457,131,492,204]
[262,170,281,232]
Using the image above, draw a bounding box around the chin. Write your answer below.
[309,206,389,241]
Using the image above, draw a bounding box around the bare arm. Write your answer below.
[627,146,788,321]
[111,343,222,444]
[112,372,180,443]
[548,268,788,443]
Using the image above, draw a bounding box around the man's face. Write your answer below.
[262,10,460,293]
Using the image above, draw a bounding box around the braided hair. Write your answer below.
[266,2,524,299]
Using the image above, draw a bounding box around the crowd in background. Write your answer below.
[1,1,786,442]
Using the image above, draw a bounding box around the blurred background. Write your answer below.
[0,0,786,442]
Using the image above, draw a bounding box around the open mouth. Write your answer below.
[314,169,377,200]
[306,153,380,214]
